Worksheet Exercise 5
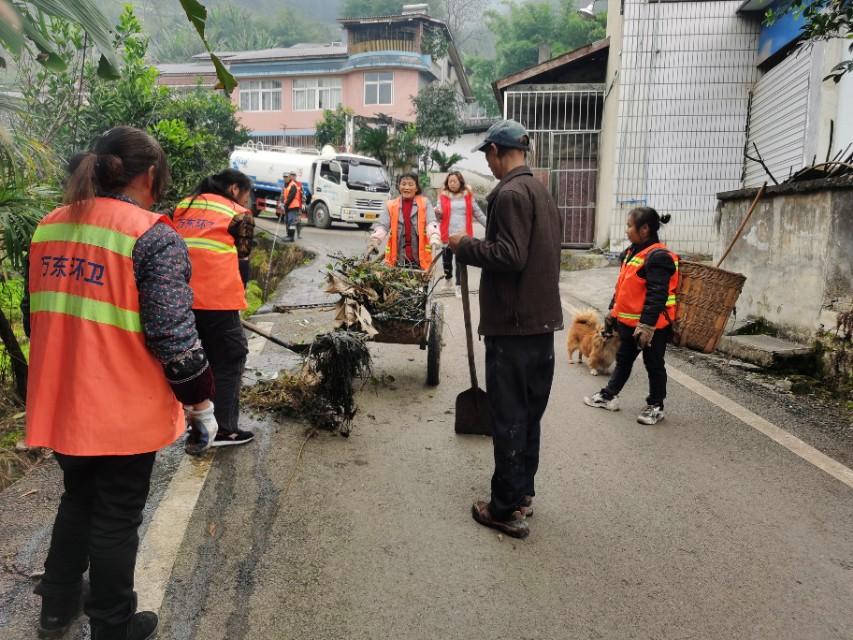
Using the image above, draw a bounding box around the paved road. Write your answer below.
[2,224,852,639]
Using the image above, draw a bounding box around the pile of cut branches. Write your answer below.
[324,253,432,335]
[242,330,371,435]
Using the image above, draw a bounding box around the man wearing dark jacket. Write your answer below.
[449,120,563,539]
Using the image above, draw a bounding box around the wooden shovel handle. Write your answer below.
[716,182,766,268]
[240,319,310,353]
[460,264,479,389]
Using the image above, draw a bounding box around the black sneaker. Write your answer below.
[211,429,255,447]
[35,580,85,639]
[91,611,158,640]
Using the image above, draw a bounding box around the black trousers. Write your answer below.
[602,321,671,407]
[193,310,249,434]
[39,452,155,628]
[485,333,555,520]
[442,247,460,284]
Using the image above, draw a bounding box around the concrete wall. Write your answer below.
[434,133,492,176]
[594,0,625,251]
[715,180,853,338]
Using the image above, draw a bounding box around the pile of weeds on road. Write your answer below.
[242,330,371,436]
[324,253,432,334]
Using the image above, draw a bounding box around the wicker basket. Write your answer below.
[673,262,747,353]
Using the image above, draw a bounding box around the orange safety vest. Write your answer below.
[439,191,474,243]
[25,198,184,456]
[284,181,302,210]
[611,242,679,329]
[173,193,248,311]
[384,196,432,270]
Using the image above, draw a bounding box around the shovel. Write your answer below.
[454,264,493,436]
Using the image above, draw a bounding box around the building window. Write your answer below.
[293,78,342,111]
[239,80,282,112]
[364,72,393,105]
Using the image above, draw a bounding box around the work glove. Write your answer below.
[603,315,616,336]
[633,323,655,350]
[184,403,218,456]
[364,237,382,261]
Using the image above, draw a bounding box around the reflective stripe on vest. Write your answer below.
[30,291,142,332]
[25,198,184,456]
[611,242,680,329]
[384,196,432,270]
[173,193,247,310]
[439,192,474,243]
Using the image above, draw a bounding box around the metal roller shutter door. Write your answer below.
[744,50,812,187]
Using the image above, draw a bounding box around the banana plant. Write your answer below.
[0,0,236,91]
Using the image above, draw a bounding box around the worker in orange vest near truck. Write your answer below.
[173,169,256,448]
[277,171,302,241]
[24,126,217,640]
[584,206,679,425]
[366,172,440,269]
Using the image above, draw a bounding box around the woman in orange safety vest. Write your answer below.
[366,172,440,270]
[583,207,679,425]
[173,169,256,448]
[24,126,217,639]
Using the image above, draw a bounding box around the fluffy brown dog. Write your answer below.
[567,310,620,375]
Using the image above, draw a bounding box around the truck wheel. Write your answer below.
[313,203,332,229]
[356,222,372,231]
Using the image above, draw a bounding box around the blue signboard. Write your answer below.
[757,0,809,64]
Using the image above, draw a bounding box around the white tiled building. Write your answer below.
[493,0,852,254]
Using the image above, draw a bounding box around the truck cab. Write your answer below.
[309,153,391,229]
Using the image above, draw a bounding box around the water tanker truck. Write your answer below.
[229,143,391,229]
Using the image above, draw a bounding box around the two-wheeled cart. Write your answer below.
[368,268,444,386]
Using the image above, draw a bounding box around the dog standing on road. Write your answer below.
[567,310,620,376]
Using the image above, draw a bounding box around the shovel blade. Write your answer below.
[455,387,493,436]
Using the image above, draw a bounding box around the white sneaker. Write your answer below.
[583,392,619,411]
[637,405,664,425]
[454,285,462,298]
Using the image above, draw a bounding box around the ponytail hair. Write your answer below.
[629,206,670,239]
[192,168,252,201]
[64,126,171,215]
[184,168,252,213]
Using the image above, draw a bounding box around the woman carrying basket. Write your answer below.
[584,207,678,425]
[365,172,441,270]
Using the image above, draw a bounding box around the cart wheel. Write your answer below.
[426,301,443,386]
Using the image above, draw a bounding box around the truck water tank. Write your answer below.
[230,146,316,193]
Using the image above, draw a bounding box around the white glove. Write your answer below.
[184,403,218,455]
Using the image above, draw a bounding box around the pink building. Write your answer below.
[159,5,473,148]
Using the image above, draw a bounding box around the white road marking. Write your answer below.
[561,297,853,490]
[135,454,214,613]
